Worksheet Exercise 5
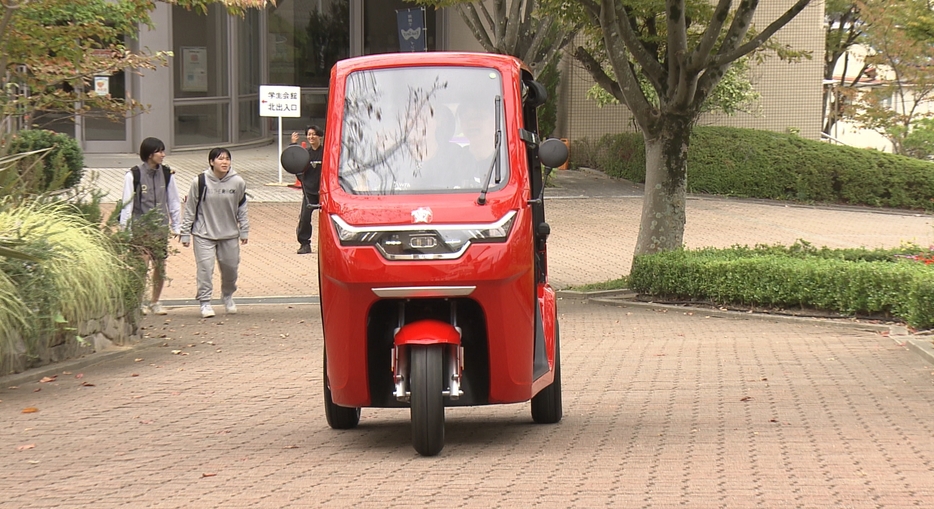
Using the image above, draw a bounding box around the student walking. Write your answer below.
[289,125,323,254]
[179,148,250,318]
[118,137,181,316]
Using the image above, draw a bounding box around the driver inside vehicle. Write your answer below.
[415,105,477,190]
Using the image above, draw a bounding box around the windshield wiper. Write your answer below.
[477,96,503,206]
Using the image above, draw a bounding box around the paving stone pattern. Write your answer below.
[2,301,934,508]
[3,144,933,507]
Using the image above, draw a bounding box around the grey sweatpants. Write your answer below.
[193,236,240,303]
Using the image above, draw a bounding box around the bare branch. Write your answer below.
[686,0,732,72]
[457,4,495,52]
[715,0,813,67]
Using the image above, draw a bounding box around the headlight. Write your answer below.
[330,211,517,260]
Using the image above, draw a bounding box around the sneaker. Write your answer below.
[140,303,151,316]
[223,295,237,314]
[297,244,312,255]
[200,303,215,318]
[150,302,167,315]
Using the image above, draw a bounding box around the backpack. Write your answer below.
[131,164,174,202]
[191,173,247,226]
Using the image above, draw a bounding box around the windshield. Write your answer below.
[338,66,508,195]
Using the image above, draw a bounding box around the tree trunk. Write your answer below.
[633,118,691,264]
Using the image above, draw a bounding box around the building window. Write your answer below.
[363,1,436,55]
[173,4,230,146]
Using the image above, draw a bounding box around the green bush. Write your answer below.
[578,126,934,211]
[629,243,934,329]
[0,200,131,365]
[8,129,85,191]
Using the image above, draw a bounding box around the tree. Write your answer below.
[851,0,934,157]
[410,0,578,75]
[0,0,273,133]
[822,1,869,136]
[543,0,814,261]
[408,0,582,137]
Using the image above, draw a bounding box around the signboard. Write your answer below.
[259,85,301,118]
[181,47,208,93]
[396,7,427,52]
[93,76,109,96]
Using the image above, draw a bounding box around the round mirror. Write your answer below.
[280,145,311,175]
[539,138,569,169]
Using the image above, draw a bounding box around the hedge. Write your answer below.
[573,126,934,211]
[628,243,934,329]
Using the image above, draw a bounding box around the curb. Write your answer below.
[569,292,934,367]
[1,300,323,386]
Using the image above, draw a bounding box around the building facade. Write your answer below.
[77,0,823,154]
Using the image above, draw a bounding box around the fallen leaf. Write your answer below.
[130,374,139,377]
[202,473,217,478]
[16,444,35,451]
[8,386,18,389]
[139,420,153,424]
[39,376,56,383]
[171,350,182,355]
[134,358,143,362]
[75,373,83,379]
[283,445,299,449]
[769,419,778,423]
[33,388,40,393]
[62,371,72,375]
[21,407,38,413]
[81,382,95,387]
[740,396,753,402]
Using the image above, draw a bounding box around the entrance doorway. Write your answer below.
[81,70,132,153]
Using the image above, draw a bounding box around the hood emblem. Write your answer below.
[411,207,433,224]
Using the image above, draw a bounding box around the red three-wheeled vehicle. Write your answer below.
[281,52,569,456]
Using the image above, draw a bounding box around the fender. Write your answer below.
[394,319,462,346]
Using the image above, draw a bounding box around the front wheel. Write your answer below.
[323,348,361,429]
[410,344,445,456]
[531,323,562,424]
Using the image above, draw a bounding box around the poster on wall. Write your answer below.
[396,7,426,52]
[181,47,208,93]
[93,76,109,96]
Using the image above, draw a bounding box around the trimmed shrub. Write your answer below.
[629,243,934,329]
[581,126,934,211]
[8,129,85,191]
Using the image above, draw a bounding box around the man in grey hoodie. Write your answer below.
[179,148,250,318]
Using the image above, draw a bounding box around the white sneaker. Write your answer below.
[150,302,167,315]
[200,303,215,318]
[223,295,237,314]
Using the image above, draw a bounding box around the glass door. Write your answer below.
[82,70,132,153]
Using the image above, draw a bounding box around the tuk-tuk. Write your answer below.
[281,52,568,456]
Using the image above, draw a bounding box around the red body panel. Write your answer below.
[318,53,553,408]
[394,320,462,346]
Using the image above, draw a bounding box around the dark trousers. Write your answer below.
[297,192,319,246]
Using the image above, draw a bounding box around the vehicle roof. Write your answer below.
[332,52,529,76]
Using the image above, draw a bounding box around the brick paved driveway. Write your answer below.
[3,300,934,508]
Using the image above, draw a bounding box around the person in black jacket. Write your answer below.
[289,125,324,254]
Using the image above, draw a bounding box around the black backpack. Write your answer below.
[131,164,174,201]
[190,173,247,225]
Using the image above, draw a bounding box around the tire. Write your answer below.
[410,344,445,456]
[323,348,361,430]
[531,323,562,424]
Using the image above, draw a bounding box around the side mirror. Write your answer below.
[280,145,311,175]
[523,80,547,108]
[539,138,568,169]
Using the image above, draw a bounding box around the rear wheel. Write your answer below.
[323,348,361,429]
[410,344,445,456]
[531,323,562,424]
